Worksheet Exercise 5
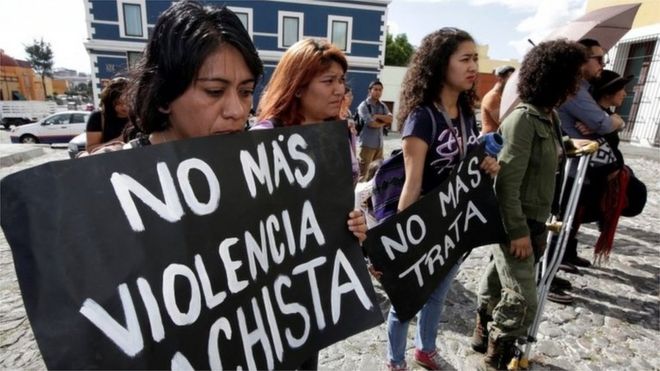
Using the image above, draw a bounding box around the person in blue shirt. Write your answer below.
[558,39,624,140]
[554,39,625,287]
[357,80,392,180]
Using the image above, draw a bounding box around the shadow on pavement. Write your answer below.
[576,225,660,257]
[629,261,660,277]
[572,287,659,331]
[582,265,659,296]
[439,280,478,336]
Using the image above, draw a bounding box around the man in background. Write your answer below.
[357,80,392,179]
[480,65,515,134]
[549,38,625,304]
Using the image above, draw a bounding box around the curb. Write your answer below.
[0,147,46,168]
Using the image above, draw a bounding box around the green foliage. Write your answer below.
[385,33,415,67]
[75,82,91,97]
[25,38,54,100]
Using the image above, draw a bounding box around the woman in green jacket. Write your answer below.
[473,39,587,370]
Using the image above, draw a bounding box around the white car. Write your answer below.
[68,132,87,159]
[10,111,91,144]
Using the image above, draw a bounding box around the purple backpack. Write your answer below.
[372,106,438,222]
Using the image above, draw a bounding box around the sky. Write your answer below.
[0,0,588,74]
[388,0,588,60]
[0,0,90,73]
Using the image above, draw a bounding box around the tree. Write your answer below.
[25,38,54,100]
[75,82,92,97]
[385,33,415,67]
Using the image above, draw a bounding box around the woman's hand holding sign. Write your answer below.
[348,209,368,244]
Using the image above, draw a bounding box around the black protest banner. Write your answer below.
[363,146,507,322]
[1,122,383,370]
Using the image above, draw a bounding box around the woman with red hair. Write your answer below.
[254,39,367,369]
[258,39,346,125]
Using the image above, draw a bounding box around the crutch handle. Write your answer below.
[546,221,562,233]
[565,139,599,157]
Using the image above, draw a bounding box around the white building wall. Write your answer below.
[609,24,660,146]
[380,66,406,131]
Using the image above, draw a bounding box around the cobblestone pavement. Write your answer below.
[1,149,68,369]
[1,144,658,370]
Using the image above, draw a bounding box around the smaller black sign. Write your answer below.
[363,146,507,322]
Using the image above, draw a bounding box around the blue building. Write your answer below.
[83,0,391,111]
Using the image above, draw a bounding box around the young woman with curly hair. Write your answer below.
[85,77,130,151]
[383,28,500,371]
[473,39,587,370]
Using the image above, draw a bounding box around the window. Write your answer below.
[228,7,253,39]
[127,51,142,69]
[618,40,656,141]
[118,0,147,39]
[283,17,299,47]
[327,16,353,52]
[278,11,303,49]
[71,114,89,124]
[123,4,143,37]
[45,114,70,125]
[237,13,249,30]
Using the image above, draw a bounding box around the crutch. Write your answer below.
[508,140,599,370]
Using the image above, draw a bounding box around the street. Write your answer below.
[0,130,658,370]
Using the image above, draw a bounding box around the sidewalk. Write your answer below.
[0,144,49,168]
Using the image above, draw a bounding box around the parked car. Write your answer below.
[68,132,87,158]
[10,111,91,144]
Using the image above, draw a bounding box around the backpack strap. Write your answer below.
[423,106,438,146]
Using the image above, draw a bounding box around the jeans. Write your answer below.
[386,262,460,364]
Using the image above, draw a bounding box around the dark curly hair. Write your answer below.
[128,0,263,134]
[518,39,587,109]
[99,77,128,134]
[397,28,477,124]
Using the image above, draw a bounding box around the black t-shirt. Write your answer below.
[85,110,129,142]
[401,105,479,194]
[85,111,102,132]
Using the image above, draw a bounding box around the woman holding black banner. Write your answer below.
[383,28,500,371]
[472,40,587,370]
[125,5,366,254]
[125,6,366,369]
[252,37,365,371]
